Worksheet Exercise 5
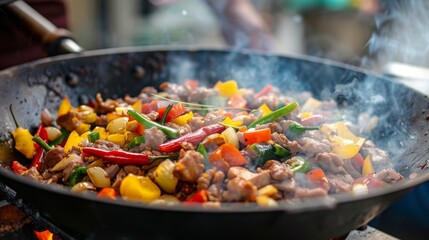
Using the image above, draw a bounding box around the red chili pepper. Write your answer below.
[30,124,48,170]
[82,147,170,165]
[158,124,226,152]
[12,160,28,174]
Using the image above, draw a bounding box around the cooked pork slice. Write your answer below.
[314,152,346,174]
[173,150,204,182]
[294,187,328,198]
[374,169,403,184]
[43,146,67,169]
[227,167,270,189]
[297,137,332,158]
[262,160,293,182]
[223,178,257,202]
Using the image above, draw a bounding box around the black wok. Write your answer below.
[0,47,429,240]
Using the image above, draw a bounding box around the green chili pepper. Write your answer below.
[68,166,87,186]
[128,136,145,149]
[249,143,277,167]
[128,109,179,139]
[50,128,69,146]
[160,104,173,125]
[196,143,210,168]
[286,156,310,173]
[248,102,299,128]
[32,136,54,151]
[88,132,100,143]
[286,121,319,139]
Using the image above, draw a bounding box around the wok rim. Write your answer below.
[0,46,428,214]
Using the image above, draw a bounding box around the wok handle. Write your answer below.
[4,0,84,56]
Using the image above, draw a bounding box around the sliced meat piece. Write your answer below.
[146,111,159,121]
[222,178,257,202]
[313,152,346,174]
[197,169,225,201]
[262,160,293,182]
[123,165,141,175]
[255,95,279,110]
[94,115,108,128]
[62,155,84,181]
[297,137,332,158]
[56,110,79,132]
[232,114,257,126]
[187,87,212,103]
[173,150,204,182]
[93,139,122,151]
[361,140,392,171]
[271,132,303,154]
[343,159,362,179]
[255,122,282,134]
[105,164,120,179]
[227,167,270,189]
[143,127,166,150]
[326,172,354,193]
[112,169,127,192]
[43,146,67,169]
[94,93,118,114]
[294,187,328,198]
[24,167,42,181]
[374,169,403,184]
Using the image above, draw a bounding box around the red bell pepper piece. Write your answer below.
[30,124,49,170]
[243,128,272,145]
[158,124,226,152]
[184,190,209,204]
[157,103,186,123]
[12,160,28,175]
[97,187,117,200]
[208,142,248,172]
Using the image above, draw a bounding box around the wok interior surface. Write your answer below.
[1,47,429,239]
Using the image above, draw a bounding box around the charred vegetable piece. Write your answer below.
[10,105,36,159]
[68,166,87,186]
[82,147,170,165]
[286,156,310,173]
[128,109,179,139]
[286,121,319,138]
[248,102,299,128]
[158,124,226,153]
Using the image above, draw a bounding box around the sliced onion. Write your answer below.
[106,117,128,134]
[51,154,80,172]
[87,167,111,188]
[41,108,54,126]
[221,127,239,149]
[45,126,62,141]
[71,181,96,192]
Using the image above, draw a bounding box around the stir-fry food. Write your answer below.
[9,80,404,207]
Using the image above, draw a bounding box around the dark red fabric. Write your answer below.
[0,0,68,70]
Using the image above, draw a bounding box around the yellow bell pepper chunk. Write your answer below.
[256,195,278,208]
[223,117,242,127]
[120,174,161,202]
[258,103,272,117]
[320,122,365,159]
[93,127,108,140]
[64,130,83,153]
[215,80,239,97]
[57,96,72,118]
[257,184,278,197]
[13,127,36,159]
[153,159,178,193]
[76,123,91,135]
[107,133,126,147]
[106,112,121,122]
[362,155,375,176]
[132,100,142,113]
[171,111,194,126]
[301,97,322,113]
[81,112,97,124]
[80,131,90,139]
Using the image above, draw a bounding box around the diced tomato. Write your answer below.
[157,103,186,123]
[351,153,364,171]
[12,161,27,175]
[243,128,271,145]
[184,80,199,89]
[141,100,158,114]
